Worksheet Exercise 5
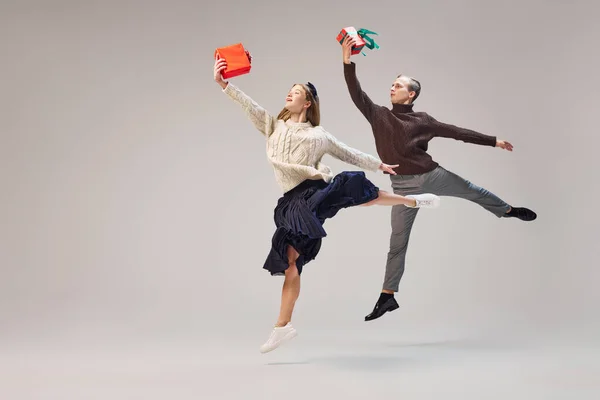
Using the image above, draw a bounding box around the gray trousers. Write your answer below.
[383,166,511,292]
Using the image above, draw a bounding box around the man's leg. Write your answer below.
[425,166,536,220]
[364,166,536,322]
[383,205,420,292]
[365,175,422,321]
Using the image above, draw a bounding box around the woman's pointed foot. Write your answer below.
[406,194,441,208]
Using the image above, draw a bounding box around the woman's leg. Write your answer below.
[362,190,440,208]
[276,246,301,327]
[362,190,416,207]
[260,246,301,353]
[365,190,417,207]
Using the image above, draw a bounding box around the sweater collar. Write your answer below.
[391,103,414,114]
[285,119,312,128]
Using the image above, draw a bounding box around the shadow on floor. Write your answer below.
[266,354,415,370]
[382,337,530,351]
[265,338,531,369]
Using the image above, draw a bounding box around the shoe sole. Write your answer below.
[259,329,298,354]
[509,214,537,221]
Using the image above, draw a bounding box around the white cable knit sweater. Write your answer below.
[222,82,382,193]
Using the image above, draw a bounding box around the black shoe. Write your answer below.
[506,207,537,221]
[365,297,399,321]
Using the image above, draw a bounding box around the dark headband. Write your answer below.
[306,81,318,100]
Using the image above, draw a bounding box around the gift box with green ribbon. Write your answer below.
[336,26,380,56]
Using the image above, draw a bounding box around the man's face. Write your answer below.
[390,76,415,104]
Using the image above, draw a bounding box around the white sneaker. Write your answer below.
[406,193,441,208]
[259,323,298,354]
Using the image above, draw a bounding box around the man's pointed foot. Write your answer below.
[506,207,537,221]
[365,296,399,321]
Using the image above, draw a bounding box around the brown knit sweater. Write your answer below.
[343,62,497,175]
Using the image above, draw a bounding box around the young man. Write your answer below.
[340,36,537,321]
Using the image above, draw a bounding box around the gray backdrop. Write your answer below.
[1,0,598,397]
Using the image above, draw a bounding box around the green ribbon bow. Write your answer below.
[357,28,380,56]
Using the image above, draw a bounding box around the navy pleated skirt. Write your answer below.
[263,171,379,276]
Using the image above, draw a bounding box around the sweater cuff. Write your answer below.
[222,81,234,94]
[486,135,498,147]
[367,157,382,172]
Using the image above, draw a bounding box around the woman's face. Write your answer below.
[284,84,310,113]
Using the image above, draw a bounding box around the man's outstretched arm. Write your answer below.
[342,35,379,123]
[428,114,512,150]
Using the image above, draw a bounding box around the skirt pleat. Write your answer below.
[263,171,379,276]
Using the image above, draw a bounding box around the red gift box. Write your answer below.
[336,26,367,55]
[214,42,252,79]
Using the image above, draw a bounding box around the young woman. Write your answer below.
[213,57,440,353]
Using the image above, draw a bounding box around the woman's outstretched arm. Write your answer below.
[214,57,276,137]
